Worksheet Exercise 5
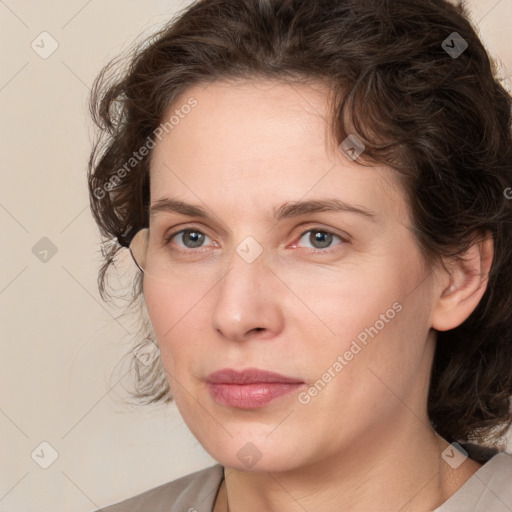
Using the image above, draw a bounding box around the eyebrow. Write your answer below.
[150,197,377,222]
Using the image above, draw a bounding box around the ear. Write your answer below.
[431,232,494,332]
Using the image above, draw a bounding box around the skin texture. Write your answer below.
[142,79,492,511]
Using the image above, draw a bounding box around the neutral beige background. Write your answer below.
[1,1,511,511]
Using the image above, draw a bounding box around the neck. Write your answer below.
[214,424,481,512]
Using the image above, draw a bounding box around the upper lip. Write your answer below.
[206,368,304,385]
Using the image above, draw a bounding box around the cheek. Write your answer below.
[143,278,171,338]
[305,277,432,416]
[292,256,428,390]
[281,262,406,348]
[143,273,206,335]
[143,278,188,370]
[295,288,406,390]
[142,275,214,373]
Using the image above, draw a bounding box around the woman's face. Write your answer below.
[144,78,440,472]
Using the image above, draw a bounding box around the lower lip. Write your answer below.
[207,382,304,409]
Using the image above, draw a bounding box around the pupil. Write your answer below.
[311,231,332,249]
[184,230,204,248]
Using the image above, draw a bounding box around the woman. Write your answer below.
[88,0,512,510]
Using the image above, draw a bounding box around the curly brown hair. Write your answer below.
[87,0,512,448]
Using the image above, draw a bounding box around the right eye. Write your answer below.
[165,228,214,250]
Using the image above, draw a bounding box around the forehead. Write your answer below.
[148,78,408,223]
[153,78,336,168]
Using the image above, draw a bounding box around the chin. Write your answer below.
[197,430,306,473]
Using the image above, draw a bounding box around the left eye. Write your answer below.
[295,229,344,250]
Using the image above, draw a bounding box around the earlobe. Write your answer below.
[431,233,494,332]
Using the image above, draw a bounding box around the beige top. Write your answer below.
[96,448,512,511]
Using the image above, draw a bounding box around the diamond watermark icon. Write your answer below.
[31,441,59,469]
[237,442,262,468]
[32,237,58,263]
[236,236,263,264]
[441,32,468,59]
[31,32,59,59]
[133,341,160,366]
[339,134,365,161]
[441,442,468,469]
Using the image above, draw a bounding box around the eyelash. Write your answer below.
[164,226,347,254]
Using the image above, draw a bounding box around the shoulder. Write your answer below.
[94,464,224,512]
[435,450,512,512]
[477,451,512,490]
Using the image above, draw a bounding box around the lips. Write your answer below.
[206,368,305,409]
[207,368,304,385]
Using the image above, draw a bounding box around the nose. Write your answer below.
[211,248,285,342]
